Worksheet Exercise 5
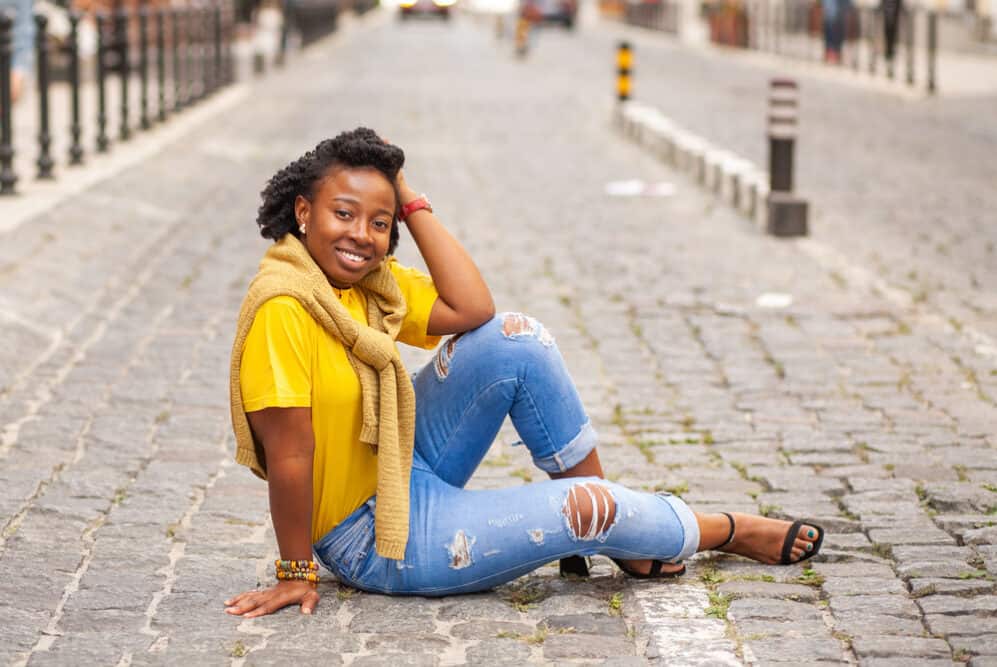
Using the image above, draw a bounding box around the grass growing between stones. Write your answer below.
[497,623,575,645]
[608,592,624,616]
[705,591,731,620]
[481,453,512,467]
[758,504,781,518]
[228,640,249,658]
[501,579,551,612]
[795,568,825,587]
[871,542,893,560]
[654,481,689,498]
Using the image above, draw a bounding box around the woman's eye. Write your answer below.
[335,209,352,219]
[373,219,390,231]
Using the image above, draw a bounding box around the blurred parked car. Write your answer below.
[520,0,577,28]
[399,0,457,20]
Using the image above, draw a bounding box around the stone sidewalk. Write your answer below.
[1,8,995,666]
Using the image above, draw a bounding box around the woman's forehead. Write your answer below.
[318,167,395,202]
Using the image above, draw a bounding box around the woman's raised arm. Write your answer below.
[224,407,320,617]
[397,171,495,336]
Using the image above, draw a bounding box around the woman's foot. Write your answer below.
[698,512,823,564]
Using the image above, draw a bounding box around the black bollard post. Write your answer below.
[35,14,54,179]
[0,11,16,194]
[139,7,150,129]
[199,6,209,100]
[67,10,83,165]
[868,7,878,74]
[768,80,795,192]
[221,3,232,85]
[277,0,288,67]
[766,78,808,236]
[186,6,198,103]
[213,4,223,91]
[926,10,937,94]
[202,6,214,96]
[172,8,183,111]
[616,41,632,102]
[904,7,915,86]
[116,7,131,140]
[850,5,860,70]
[96,11,110,152]
[156,9,167,121]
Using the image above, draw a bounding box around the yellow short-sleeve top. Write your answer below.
[239,261,440,543]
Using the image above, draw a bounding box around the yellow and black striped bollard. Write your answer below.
[616,41,632,102]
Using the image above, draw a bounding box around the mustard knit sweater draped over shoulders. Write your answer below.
[229,235,416,560]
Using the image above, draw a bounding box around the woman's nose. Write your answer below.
[348,218,372,243]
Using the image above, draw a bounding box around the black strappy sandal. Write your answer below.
[606,511,739,579]
[611,558,687,579]
[714,513,825,564]
[559,556,591,578]
[559,555,688,580]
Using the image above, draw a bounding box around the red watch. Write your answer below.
[400,194,433,221]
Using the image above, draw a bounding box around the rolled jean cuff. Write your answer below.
[657,492,700,561]
[531,420,598,474]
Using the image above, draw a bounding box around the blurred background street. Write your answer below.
[0,0,995,664]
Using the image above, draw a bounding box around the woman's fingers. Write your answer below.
[224,592,265,615]
[223,590,255,607]
[224,584,319,618]
[300,589,320,615]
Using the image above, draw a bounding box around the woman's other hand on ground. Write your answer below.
[224,580,319,617]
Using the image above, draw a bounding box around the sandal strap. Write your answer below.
[780,519,825,565]
[714,512,736,550]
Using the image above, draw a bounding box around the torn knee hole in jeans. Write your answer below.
[434,333,463,380]
[562,483,617,542]
[502,312,554,347]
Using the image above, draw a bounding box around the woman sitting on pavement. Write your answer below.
[224,127,824,617]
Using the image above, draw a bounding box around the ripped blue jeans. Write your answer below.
[312,313,701,595]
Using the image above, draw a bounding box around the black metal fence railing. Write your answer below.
[0,1,239,196]
[705,0,938,94]
[621,0,682,35]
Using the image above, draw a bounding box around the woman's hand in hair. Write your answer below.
[395,168,419,207]
[224,580,320,618]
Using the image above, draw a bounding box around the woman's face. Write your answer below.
[295,166,396,289]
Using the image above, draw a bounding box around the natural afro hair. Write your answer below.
[256,127,406,254]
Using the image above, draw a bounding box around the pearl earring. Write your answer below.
[299,223,306,235]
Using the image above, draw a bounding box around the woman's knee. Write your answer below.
[562,482,617,542]
[432,312,557,381]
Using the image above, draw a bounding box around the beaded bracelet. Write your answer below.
[275,559,318,572]
[274,559,319,586]
[276,570,320,584]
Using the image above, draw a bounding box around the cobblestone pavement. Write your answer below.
[589,20,997,351]
[1,8,995,666]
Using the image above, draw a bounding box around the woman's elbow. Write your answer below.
[469,301,496,329]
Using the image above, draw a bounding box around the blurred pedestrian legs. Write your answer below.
[822,0,849,63]
[1,0,34,103]
[881,0,901,74]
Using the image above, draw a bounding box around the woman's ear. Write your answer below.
[293,194,310,229]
